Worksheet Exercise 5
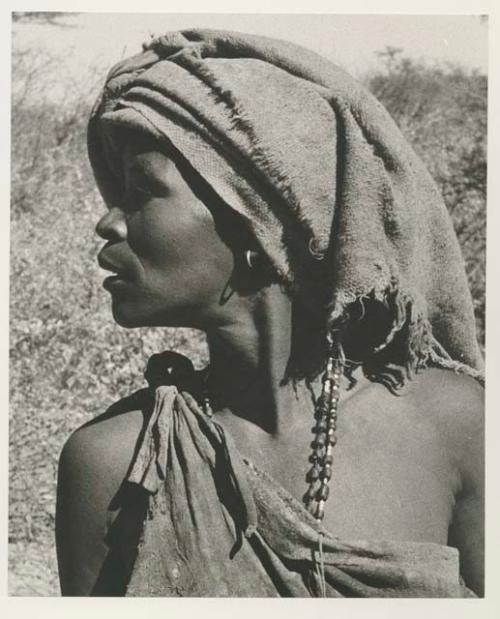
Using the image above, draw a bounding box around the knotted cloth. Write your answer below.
[88,29,483,384]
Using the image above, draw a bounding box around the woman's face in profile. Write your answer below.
[96,134,236,328]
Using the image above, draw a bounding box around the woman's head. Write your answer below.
[96,129,280,330]
[88,29,482,385]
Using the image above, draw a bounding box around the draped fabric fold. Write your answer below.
[122,384,474,598]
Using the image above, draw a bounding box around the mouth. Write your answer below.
[98,247,133,291]
[97,247,131,281]
[102,273,128,291]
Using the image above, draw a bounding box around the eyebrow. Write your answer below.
[128,162,153,178]
[127,158,167,179]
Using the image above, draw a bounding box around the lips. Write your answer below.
[102,274,128,292]
[97,246,134,283]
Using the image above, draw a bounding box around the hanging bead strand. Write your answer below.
[201,367,213,418]
[304,340,343,521]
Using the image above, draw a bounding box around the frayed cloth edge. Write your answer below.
[324,282,484,388]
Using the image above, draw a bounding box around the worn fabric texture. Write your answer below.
[88,28,483,385]
[116,380,474,598]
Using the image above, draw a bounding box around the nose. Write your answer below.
[95,207,127,242]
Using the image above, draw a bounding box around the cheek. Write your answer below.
[128,201,235,303]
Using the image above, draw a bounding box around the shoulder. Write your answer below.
[56,388,152,595]
[408,368,484,597]
[359,367,483,487]
[59,388,152,491]
[405,368,484,485]
[406,368,484,433]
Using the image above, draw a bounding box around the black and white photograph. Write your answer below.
[7,5,493,608]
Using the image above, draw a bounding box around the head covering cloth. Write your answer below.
[88,29,483,386]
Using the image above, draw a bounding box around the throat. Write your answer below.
[204,292,307,435]
[205,342,313,436]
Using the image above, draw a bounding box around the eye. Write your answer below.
[124,158,171,206]
[129,173,170,199]
[131,182,154,198]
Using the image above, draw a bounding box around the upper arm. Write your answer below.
[441,374,484,596]
[55,408,145,596]
[448,474,484,596]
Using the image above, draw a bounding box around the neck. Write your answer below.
[205,286,312,435]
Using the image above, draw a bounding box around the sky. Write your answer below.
[12,13,488,92]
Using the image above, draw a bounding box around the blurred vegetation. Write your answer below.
[366,47,486,342]
[9,40,486,595]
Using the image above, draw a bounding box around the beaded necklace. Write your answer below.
[199,341,344,597]
[304,349,343,520]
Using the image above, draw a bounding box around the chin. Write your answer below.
[110,298,197,329]
[112,312,143,329]
[110,299,150,328]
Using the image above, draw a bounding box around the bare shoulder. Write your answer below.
[56,388,152,595]
[405,368,484,596]
[59,388,151,488]
[407,368,483,429]
[405,368,484,482]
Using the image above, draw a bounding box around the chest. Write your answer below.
[227,394,458,545]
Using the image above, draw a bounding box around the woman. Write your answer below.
[56,29,484,597]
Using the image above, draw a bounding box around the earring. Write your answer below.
[245,249,259,269]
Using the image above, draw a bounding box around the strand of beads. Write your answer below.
[304,349,342,521]
[202,395,213,418]
[201,367,213,418]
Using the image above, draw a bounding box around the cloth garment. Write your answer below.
[110,378,475,598]
[88,29,483,384]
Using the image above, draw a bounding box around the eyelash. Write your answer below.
[132,184,154,197]
[112,186,151,215]
[116,178,168,211]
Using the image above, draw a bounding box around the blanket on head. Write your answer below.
[88,29,483,385]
